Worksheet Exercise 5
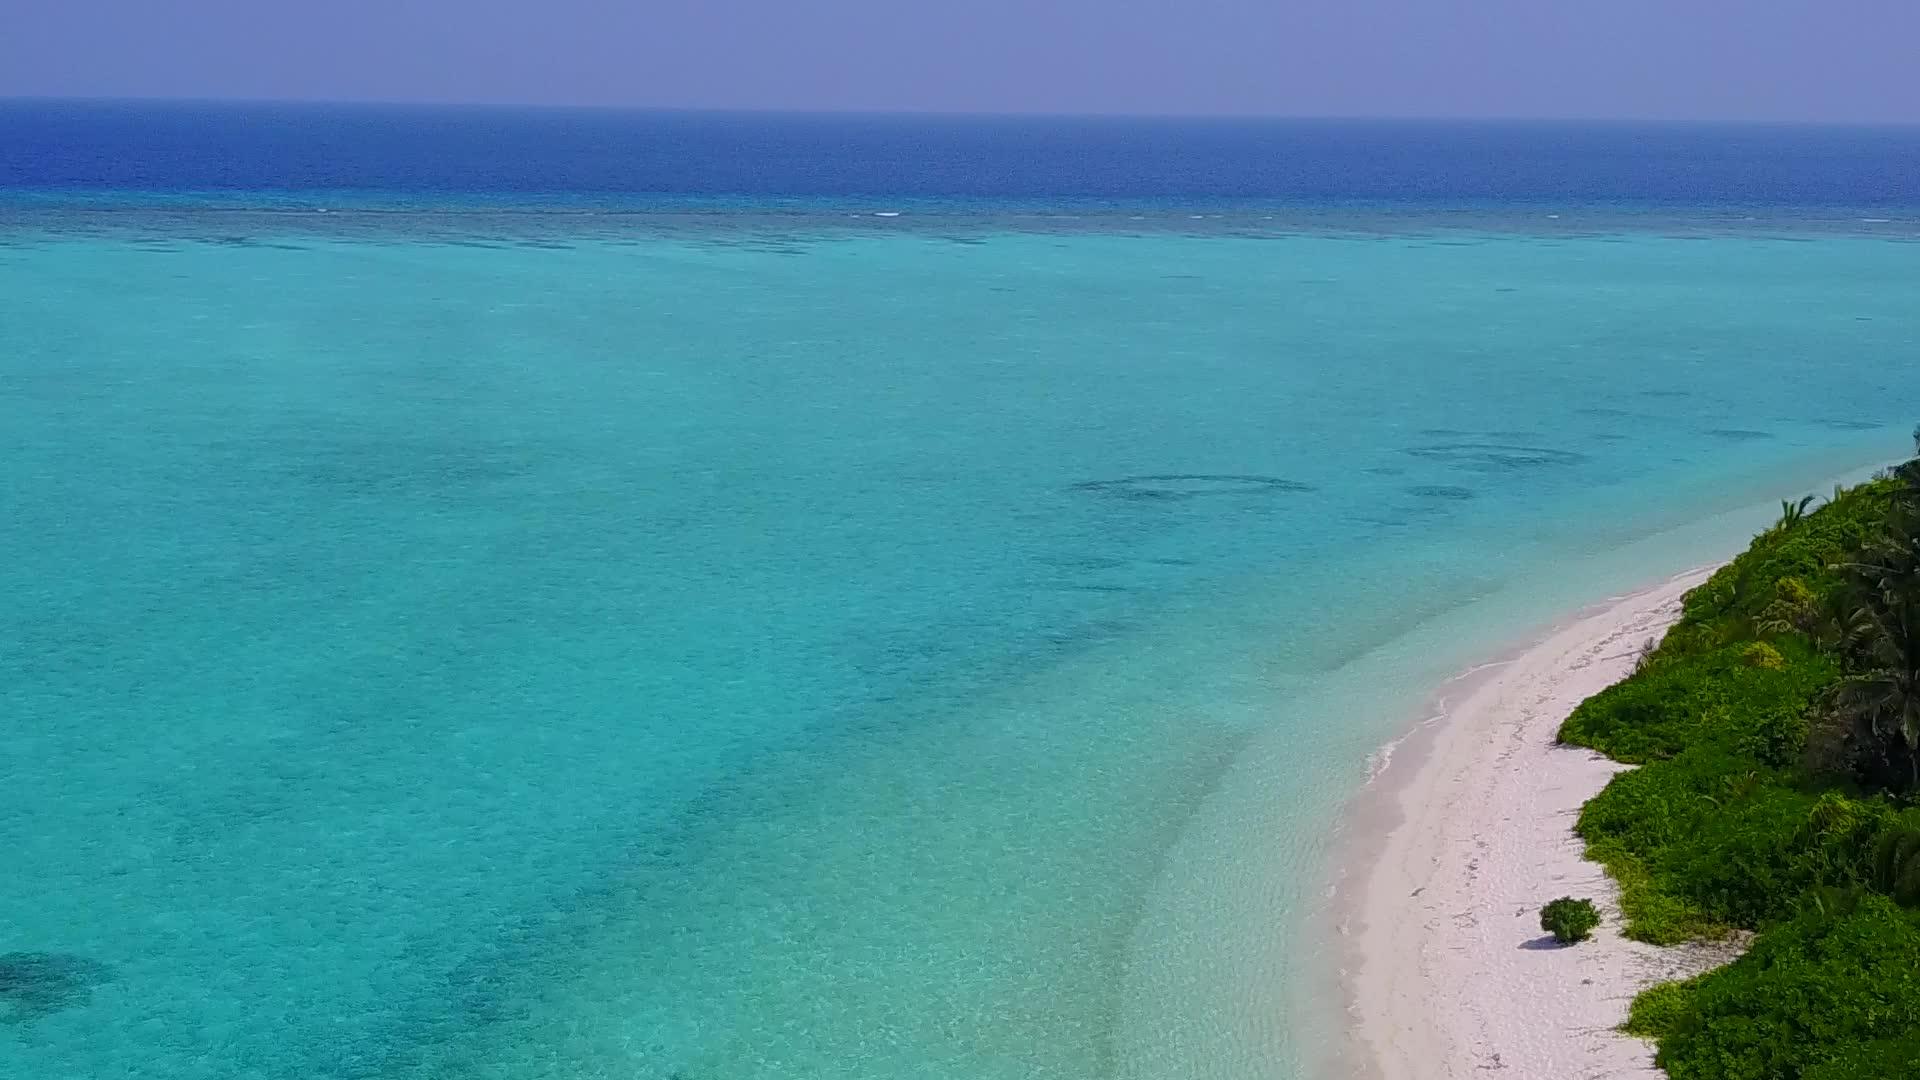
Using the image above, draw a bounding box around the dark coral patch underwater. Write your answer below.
[1402,443,1587,471]
[1070,474,1318,501]
[1406,484,1477,500]
[1,953,113,1024]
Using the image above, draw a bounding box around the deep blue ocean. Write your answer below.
[6,101,1920,209]
[2,103,1918,1080]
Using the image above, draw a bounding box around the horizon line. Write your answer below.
[5,94,1920,130]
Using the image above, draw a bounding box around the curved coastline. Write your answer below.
[1336,568,1741,1079]
[1098,452,1904,1080]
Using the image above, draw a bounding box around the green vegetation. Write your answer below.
[1556,430,1920,1078]
[1622,896,1920,1080]
[1540,896,1601,943]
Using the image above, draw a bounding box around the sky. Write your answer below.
[3,0,1917,122]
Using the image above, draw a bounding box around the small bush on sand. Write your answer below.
[1540,897,1601,943]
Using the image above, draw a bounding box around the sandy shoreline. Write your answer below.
[1339,567,1745,1080]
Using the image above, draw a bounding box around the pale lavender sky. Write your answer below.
[4,0,1917,121]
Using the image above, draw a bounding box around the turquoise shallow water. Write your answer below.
[2,223,1917,1079]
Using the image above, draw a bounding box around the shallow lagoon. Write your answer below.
[2,221,1916,1078]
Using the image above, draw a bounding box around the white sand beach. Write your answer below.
[1345,568,1745,1080]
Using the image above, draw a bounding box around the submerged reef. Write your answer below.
[0,952,113,1023]
[1070,474,1318,501]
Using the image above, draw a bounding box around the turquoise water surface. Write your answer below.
[3,220,1916,1079]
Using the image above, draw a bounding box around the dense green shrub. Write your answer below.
[1667,792,1889,928]
[1646,897,1920,1080]
[1577,747,1893,940]
[1871,813,1920,906]
[1578,743,1764,856]
[1624,977,1702,1039]
[1558,643,1835,764]
[1673,480,1899,649]
[1584,840,1718,945]
[1800,1032,1920,1080]
[1555,461,1920,1078]
[1540,897,1601,943]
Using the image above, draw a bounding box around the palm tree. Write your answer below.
[1757,576,1861,651]
[1873,821,1920,905]
[1893,424,1920,492]
[1815,434,1920,789]
[1777,494,1818,531]
[1833,528,1920,789]
[1901,425,1920,493]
